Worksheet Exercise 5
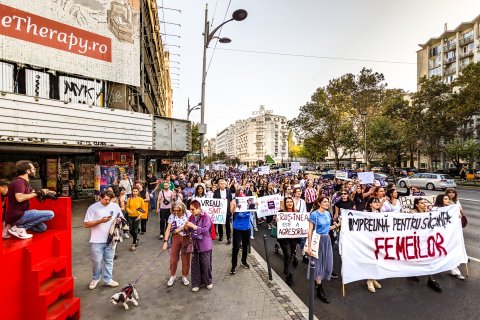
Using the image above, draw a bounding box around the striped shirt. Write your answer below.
[304,187,317,204]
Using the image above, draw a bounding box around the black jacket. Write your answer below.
[213,188,233,215]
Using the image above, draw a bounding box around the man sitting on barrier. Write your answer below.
[4,160,55,240]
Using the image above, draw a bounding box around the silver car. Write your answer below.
[397,173,456,190]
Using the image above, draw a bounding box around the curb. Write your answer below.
[250,246,318,320]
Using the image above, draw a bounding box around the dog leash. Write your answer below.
[132,249,166,285]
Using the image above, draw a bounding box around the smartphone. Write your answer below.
[137,208,146,213]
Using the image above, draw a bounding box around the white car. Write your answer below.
[397,173,456,190]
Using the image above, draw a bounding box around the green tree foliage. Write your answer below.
[444,138,480,169]
[453,62,480,123]
[191,123,200,153]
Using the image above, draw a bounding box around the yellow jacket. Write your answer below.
[126,196,145,217]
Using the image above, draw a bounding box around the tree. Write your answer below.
[444,138,480,170]
[191,123,200,153]
[453,62,480,123]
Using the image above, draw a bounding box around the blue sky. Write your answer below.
[159,0,480,138]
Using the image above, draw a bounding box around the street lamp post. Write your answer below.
[199,4,248,171]
[187,98,201,121]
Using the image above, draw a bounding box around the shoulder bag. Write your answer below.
[303,211,320,259]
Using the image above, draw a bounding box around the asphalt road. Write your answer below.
[250,186,480,320]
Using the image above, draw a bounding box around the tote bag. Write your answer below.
[303,212,320,259]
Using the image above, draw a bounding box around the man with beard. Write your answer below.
[4,161,55,239]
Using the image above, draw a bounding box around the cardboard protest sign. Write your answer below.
[257,194,281,218]
[339,205,467,284]
[235,196,258,212]
[276,212,309,238]
[258,166,270,175]
[213,164,220,171]
[198,198,227,224]
[335,170,348,180]
[399,195,436,213]
[239,165,248,172]
[358,172,374,185]
[291,162,300,174]
[205,165,210,171]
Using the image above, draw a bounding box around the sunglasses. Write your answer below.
[341,193,348,195]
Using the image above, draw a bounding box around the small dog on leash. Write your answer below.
[110,284,139,310]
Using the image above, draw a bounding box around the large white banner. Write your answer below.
[399,195,436,213]
[257,194,281,218]
[340,205,468,284]
[197,198,227,225]
[0,1,140,86]
[277,212,309,238]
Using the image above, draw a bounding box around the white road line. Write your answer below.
[469,256,480,263]
[459,198,480,203]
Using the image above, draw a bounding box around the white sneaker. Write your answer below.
[2,223,11,239]
[158,235,164,240]
[254,227,258,232]
[182,276,190,286]
[88,279,100,290]
[206,284,213,290]
[167,276,176,287]
[8,226,33,239]
[250,236,254,240]
[123,233,130,239]
[191,287,200,292]
[105,280,119,287]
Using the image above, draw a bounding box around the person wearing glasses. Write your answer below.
[410,198,442,292]
[4,160,54,239]
[163,201,192,287]
[306,195,338,304]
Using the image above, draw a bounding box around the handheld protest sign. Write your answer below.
[198,198,227,224]
[257,194,281,218]
[276,212,309,238]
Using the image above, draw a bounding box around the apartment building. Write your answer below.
[215,105,288,165]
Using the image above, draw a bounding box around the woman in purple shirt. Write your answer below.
[185,199,213,292]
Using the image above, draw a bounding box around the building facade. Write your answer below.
[0,1,186,198]
[215,105,288,165]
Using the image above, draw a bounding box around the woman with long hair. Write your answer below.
[445,188,466,280]
[307,195,339,304]
[381,188,401,213]
[366,198,383,292]
[277,196,300,286]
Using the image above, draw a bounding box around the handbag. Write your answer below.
[183,235,194,253]
[162,190,170,206]
[303,211,320,259]
[461,215,468,228]
[270,225,277,238]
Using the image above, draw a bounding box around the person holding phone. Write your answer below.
[84,190,123,289]
[125,187,144,251]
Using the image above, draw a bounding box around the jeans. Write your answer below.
[128,216,140,245]
[91,242,115,283]
[15,209,54,232]
[149,190,157,211]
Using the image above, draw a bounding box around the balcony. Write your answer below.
[443,42,456,52]
[444,68,456,76]
[459,35,474,46]
[459,50,474,59]
[443,56,456,65]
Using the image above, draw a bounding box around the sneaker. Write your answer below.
[88,279,100,290]
[218,237,223,242]
[182,276,190,286]
[206,283,213,290]
[8,226,33,239]
[250,236,254,240]
[167,276,175,287]
[2,223,11,239]
[267,224,272,230]
[230,266,237,275]
[130,245,136,251]
[254,227,258,232]
[158,234,164,240]
[331,272,339,279]
[241,261,250,269]
[105,280,119,287]
[140,231,145,235]
[123,233,130,239]
[427,278,442,293]
[227,239,231,245]
[192,287,200,292]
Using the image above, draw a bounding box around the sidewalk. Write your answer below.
[71,200,311,320]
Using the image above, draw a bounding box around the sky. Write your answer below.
[158,0,480,138]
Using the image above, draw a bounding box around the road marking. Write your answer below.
[469,256,480,263]
[459,198,480,203]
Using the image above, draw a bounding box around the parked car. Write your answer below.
[374,172,395,183]
[397,173,456,190]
